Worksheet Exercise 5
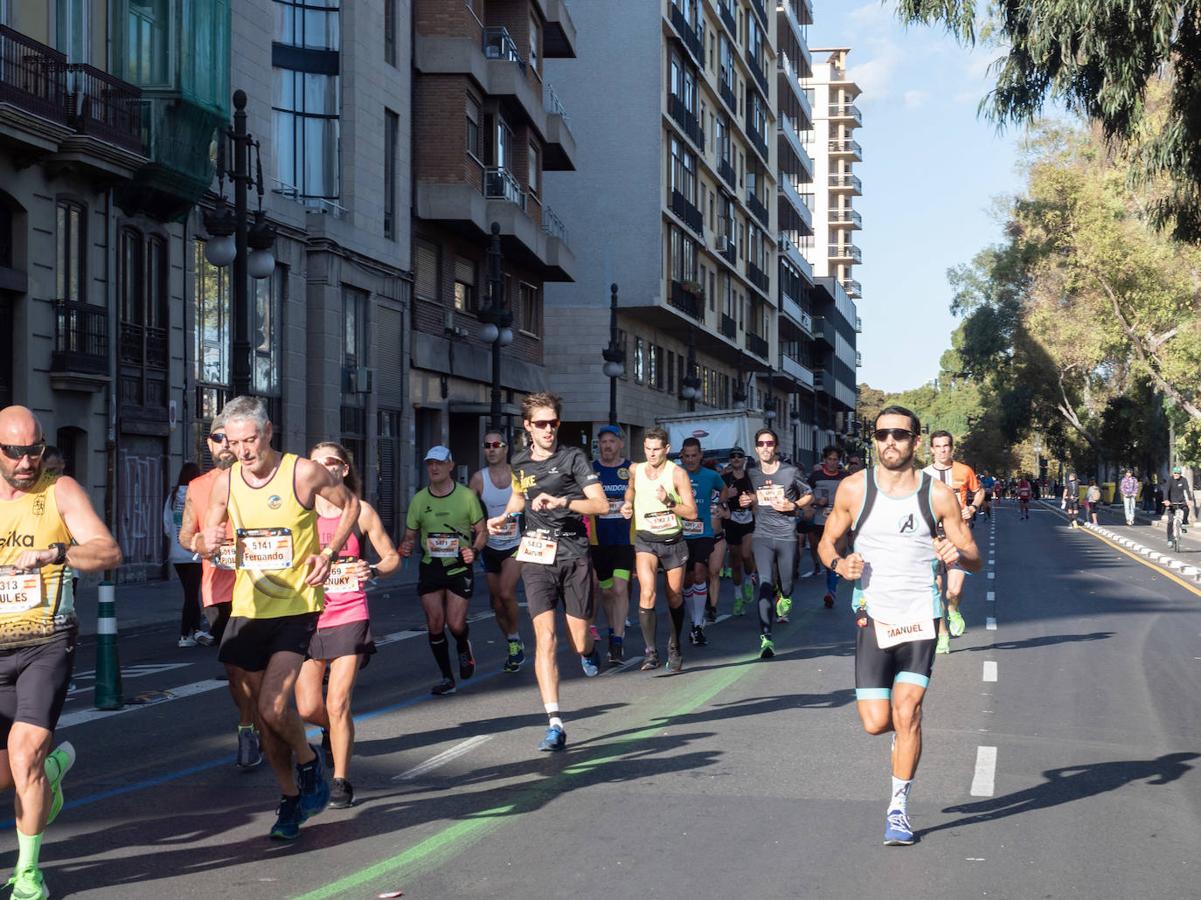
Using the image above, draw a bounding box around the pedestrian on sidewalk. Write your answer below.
[164,462,209,647]
[1086,479,1102,525]
[1119,469,1138,525]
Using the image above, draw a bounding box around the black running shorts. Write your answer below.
[590,543,634,584]
[686,537,715,570]
[481,545,518,575]
[218,612,319,672]
[417,561,474,599]
[308,619,376,665]
[854,616,937,701]
[724,520,754,546]
[522,556,594,619]
[0,630,76,742]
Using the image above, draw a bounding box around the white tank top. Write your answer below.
[850,470,942,626]
[481,467,520,550]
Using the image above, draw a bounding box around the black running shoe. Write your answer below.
[329,777,355,809]
[705,605,717,624]
[608,634,624,664]
[458,641,476,680]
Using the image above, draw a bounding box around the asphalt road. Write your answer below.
[9,498,1201,899]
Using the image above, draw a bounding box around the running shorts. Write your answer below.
[0,630,76,742]
[482,545,518,575]
[634,536,689,571]
[308,619,376,664]
[591,544,634,585]
[209,601,232,643]
[417,561,474,599]
[522,556,594,619]
[686,537,716,569]
[724,520,754,546]
[218,612,319,672]
[854,616,937,701]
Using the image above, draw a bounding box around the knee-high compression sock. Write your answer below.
[639,606,658,652]
[668,602,686,649]
[691,583,708,626]
[428,631,453,679]
[758,584,775,635]
[15,830,41,872]
[682,584,696,622]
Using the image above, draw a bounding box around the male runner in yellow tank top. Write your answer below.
[197,396,360,841]
[0,406,121,900]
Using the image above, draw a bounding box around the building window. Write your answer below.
[384,109,398,239]
[528,142,539,197]
[633,337,645,383]
[415,239,439,301]
[274,0,339,50]
[56,0,89,61]
[650,344,664,390]
[55,201,85,302]
[343,286,367,368]
[194,239,229,387]
[519,282,540,336]
[466,96,481,160]
[453,257,477,313]
[123,0,171,86]
[529,13,540,71]
[273,69,340,202]
[384,0,396,66]
[119,230,168,328]
[254,267,283,397]
[669,137,697,206]
[669,225,698,284]
[667,350,676,394]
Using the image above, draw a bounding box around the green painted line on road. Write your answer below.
[293,658,756,900]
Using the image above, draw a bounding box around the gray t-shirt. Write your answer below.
[748,462,812,540]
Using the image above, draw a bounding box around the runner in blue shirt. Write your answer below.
[589,425,634,663]
[679,438,728,646]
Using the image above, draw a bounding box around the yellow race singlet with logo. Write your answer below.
[0,473,75,647]
[227,453,323,619]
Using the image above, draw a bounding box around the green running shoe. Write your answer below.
[5,867,47,900]
[776,596,793,618]
[45,741,75,826]
[732,596,746,616]
[759,635,775,659]
[947,608,966,638]
[935,632,950,655]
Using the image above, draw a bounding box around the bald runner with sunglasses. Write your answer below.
[487,392,609,753]
[0,406,122,900]
[818,406,981,846]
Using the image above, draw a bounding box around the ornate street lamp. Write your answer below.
[601,283,625,425]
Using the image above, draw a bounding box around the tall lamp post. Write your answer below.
[732,370,747,410]
[478,222,514,432]
[601,283,625,425]
[202,89,277,399]
[680,330,701,410]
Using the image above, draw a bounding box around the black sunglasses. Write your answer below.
[1,442,46,461]
[874,428,915,442]
[209,433,227,443]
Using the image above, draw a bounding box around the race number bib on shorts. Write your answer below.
[515,532,557,565]
[756,485,785,506]
[426,534,461,559]
[324,558,360,593]
[0,567,41,613]
[236,528,294,570]
[601,499,626,520]
[214,540,238,570]
[873,617,936,649]
[682,519,705,537]
[644,511,678,533]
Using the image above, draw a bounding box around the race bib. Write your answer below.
[601,499,626,520]
[236,528,293,570]
[682,519,705,537]
[491,518,519,540]
[515,532,557,565]
[730,508,754,525]
[0,568,41,613]
[756,485,785,506]
[324,558,360,593]
[427,534,461,559]
[644,511,678,533]
[874,617,937,649]
[214,541,237,570]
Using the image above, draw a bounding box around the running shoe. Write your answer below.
[177,635,197,648]
[458,642,476,680]
[823,593,835,609]
[776,596,793,618]
[430,678,457,696]
[732,596,746,616]
[759,634,775,659]
[503,639,525,673]
[538,725,567,752]
[193,629,215,647]
[269,795,303,841]
[44,741,75,826]
[237,726,263,769]
[666,645,684,674]
[320,728,334,768]
[297,745,330,818]
[329,777,355,809]
[799,568,815,579]
[883,809,915,846]
[693,625,708,646]
[4,867,47,900]
[705,604,717,623]
[935,633,950,655]
[947,608,966,638]
[608,634,625,664]
[580,644,601,677]
[640,649,661,670]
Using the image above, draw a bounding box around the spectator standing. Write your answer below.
[164,462,208,647]
[1119,469,1139,525]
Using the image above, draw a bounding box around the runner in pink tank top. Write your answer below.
[294,442,400,810]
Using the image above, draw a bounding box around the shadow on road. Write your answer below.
[966,632,1115,652]
[924,752,1199,835]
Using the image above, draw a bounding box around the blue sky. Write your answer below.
[810,0,1027,392]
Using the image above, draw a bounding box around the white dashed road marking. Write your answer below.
[971,746,998,796]
[983,661,997,682]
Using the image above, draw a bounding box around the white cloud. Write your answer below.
[904,89,929,109]
[849,0,894,30]
[846,41,903,103]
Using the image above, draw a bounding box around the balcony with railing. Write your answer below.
[542,81,576,170]
[66,64,143,154]
[845,280,863,300]
[52,300,109,388]
[671,189,704,236]
[748,262,770,294]
[669,279,704,321]
[778,177,813,233]
[718,72,737,114]
[746,331,770,359]
[778,234,813,284]
[829,243,862,264]
[668,3,705,66]
[719,313,737,339]
[855,314,863,332]
[748,0,769,27]
[119,322,168,370]
[777,115,814,180]
[718,0,737,38]
[483,26,522,62]
[747,53,770,99]
[828,138,862,160]
[486,166,527,210]
[718,156,736,190]
[780,291,812,335]
[745,113,770,164]
[777,51,808,111]
[828,208,862,229]
[782,352,814,389]
[0,25,68,127]
[668,94,705,148]
[856,351,862,367]
[542,204,569,246]
[746,189,770,229]
[829,172,862,194]
[829,102,863,126]
[715,232,737,268]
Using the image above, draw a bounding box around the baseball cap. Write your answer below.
[1173,465,1182,474]
[424,445,453,462]
[729,445,746,456]
[597,425,623,438]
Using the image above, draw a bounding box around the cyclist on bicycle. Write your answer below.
[1163,466,1195,536]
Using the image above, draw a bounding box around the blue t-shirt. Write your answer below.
[684,466,725,539]
[591,459,632,546]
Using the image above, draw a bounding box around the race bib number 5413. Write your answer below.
[0,567,41,613]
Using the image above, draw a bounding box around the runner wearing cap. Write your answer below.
[589,425,634,663]
[721,447,757,615]
[400,446,487,696]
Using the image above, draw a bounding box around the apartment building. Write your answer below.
[543,0,782,453]
[410,0,577,475]
[0,0,413,580]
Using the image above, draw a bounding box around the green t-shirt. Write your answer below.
[405,484,484,568]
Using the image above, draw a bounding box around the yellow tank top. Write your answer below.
[227,453,323,619]
[633,460,683,539]
[0,473,75,647]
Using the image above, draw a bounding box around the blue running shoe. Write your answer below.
[581,644,601,677]
[270,795,303,841]
[538,725,567,752]
[883,810,915,845]
[503,639,526,673]
[297,745,330,819]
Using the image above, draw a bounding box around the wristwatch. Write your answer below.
[49,542,68,565]
[320,547,336,560]
[831,557,841,574]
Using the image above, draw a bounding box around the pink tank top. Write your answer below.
[317,514,369,628]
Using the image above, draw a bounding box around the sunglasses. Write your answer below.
[317,456,346,468]
[482,441,506,449]
[874,428,915,442]
[530,419,560,431]
[208,433,227,444]
[756,440,776,447]
[0,442,46,461]
[729,454,745,460]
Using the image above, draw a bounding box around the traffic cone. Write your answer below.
[93,581,122,710]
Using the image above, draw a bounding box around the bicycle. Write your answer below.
[1165,503,1187,552]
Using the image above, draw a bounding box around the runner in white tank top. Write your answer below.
[818,407,981,847]
[470,431,525,673]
